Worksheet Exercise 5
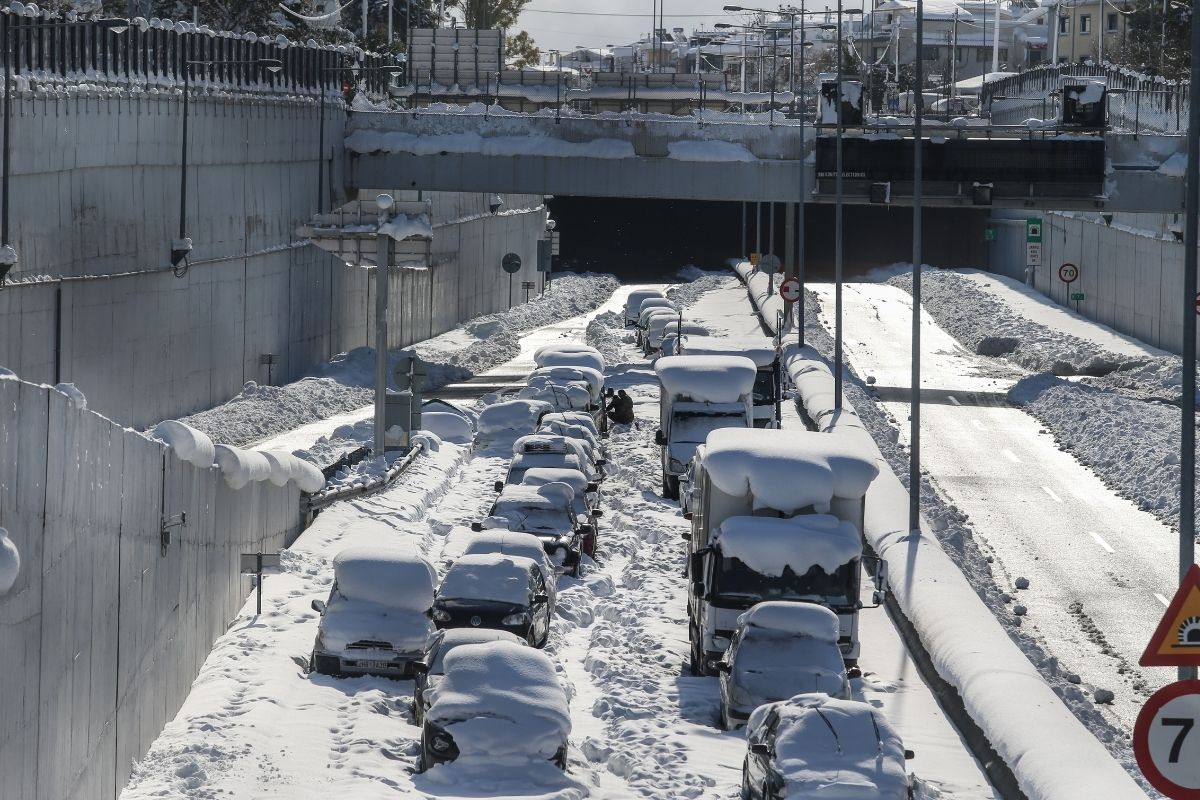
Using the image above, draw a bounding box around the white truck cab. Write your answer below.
[677,335,782,429]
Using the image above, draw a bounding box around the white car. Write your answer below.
[412,627,527,725]
[309,544,437,679]
[624,288,666,327]
[533,343,606,374]
[458,529,560,603]
[742,694,914,799]
[717,602,850,730]
[484,482,591,575]
[477,398,553,441]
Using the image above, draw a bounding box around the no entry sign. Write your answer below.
[1135,681,1200,798]
[779,277,802,303]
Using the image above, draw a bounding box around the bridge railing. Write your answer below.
[981,62,1188,133]
[0,10,401,98]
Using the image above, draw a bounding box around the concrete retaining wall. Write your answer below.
[0,87,545,429]
[0,376,302,800]
[988,209,1185,354]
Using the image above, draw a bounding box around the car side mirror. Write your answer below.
[683,511,692,520]
[689,551,705,577]
[750,742,771,756]
[904,749,915,760]
[654,430,666,446]
[310,599,326,614]
[586,482,598,493]
[691,580,705,597]
[533,593,549,603]
[470,522,484,532]
[410,661,430,676]
[494,480,504,493]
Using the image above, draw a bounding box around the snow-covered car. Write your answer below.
[412,627,527,725]
[742,694,913,799]
[420,412,473,445]
[533,343,606,374]
[717,602,850,730]
[309,545,437,679]
[635,296,677,321]
[483,482,592,575]
[637,307,678,347]
[541,411,601,440]
[505,450,585,488]
[518,379,593,414]
[645,313,694,355]
[421,640,571,771]
[511,433,604,480]
[516,466,602,555]
[623,288,666,327]
[537,419,602,453]
[457,529,560,603]
[422,398,478,432]
[431,554,554,647]
[477,398,553,442]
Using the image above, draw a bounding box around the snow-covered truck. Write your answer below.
[685,428,880,673]
[653,355,758,500]
[677,335,782,428]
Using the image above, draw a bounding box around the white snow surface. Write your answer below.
[333,544,437,610]
[738,600,842,641]
[655,355,758,403]
[150,419,216,469]
[53,381,87,409]
[678,335,777,366]
[479,398,553,438]
[715,515,862,574]
[0,527,19,595]
[438,553,539,605]
[534,345,607,374]
[426,640,571,760]
[420,411,474,445]
[212,443,273,490]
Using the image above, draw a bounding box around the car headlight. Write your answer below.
[502,612,531,626]
[429,731,454,753]
[431,608,451,622]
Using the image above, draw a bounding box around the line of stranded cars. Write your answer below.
[627,288,918,798]
[308,342,613,774]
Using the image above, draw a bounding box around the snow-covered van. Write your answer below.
[532,343,606,375]
[678,335,782,428]
[685,428,880,672]
[309,544,438,679]
[654,355,757,499]
[623,288,667,327]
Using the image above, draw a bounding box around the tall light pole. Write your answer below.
[910,0,925,533]
[832,6,863,411]
[373,193,395,458]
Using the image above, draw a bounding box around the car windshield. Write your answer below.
[493,506,574,534]
[712,558,855,607]
[672,411,746,444]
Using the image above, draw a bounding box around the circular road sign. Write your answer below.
[1058,262,1079,284]
[1135,680,1200,798]
[779,277,802,303]
[759,254,782,273]
[502,253,522,274]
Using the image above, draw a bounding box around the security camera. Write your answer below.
[546,218,557,231]
[376,193,395,211]
[489,195,504,214]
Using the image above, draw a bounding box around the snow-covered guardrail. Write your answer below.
[302,442,427,514]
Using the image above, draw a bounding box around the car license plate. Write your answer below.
[357,659,392,670]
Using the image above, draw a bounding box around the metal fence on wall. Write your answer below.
[0,11,401,95]
[981,61,1189,132]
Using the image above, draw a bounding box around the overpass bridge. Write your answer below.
[343,110,1186,213]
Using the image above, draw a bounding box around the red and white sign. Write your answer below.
[1058,262,1079,284]
[779,277,802,303]
[1135,680,1200,799]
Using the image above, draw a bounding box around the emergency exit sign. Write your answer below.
[1026,218,1043,243]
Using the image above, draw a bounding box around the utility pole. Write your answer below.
[833,0,845,411]
[910,0,924,534]
[991,0,1000,74]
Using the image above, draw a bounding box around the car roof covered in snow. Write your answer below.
[434,627,527,649]
[530,365,604,394]
[427,641,571,759]
[748,694,909,799]
[541,411,599,436]
[655,355,758,403]
[495,482,576,510]
[420,411,473,445]
[703,428,879,512]
[639,307,679,327]
[521,467,590,493]
[533,344,605,373]
[679,335,778,367]
[514,434,591,460]
[737,601,841,641]
[636,296,677,315]
[478,398,553,436]
[624,288,665,312]
[714,515,861,574]
[461,530,554,572]
[533,342,602,362]
[332,544,437,610]
[438,554,540,605]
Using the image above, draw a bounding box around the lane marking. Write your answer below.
[971,419,986,431]
[1041,486,1063,503]
[1155,593,1170,607]
[947,394,961,406]
[1088,531,1115,553]
[1002,449,1021,464]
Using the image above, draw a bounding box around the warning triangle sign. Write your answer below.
[1141,564,1200,667]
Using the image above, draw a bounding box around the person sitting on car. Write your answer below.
[606,390,635,426]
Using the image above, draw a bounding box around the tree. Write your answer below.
[446,0,531,30]
[506,29,538,68]
[1117,0,1191,78]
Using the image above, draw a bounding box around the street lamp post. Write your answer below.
[832,7,862,411]
[176,57,283,272]
[0,16,129,285]
[317,64,403,213]
[910,0,926,533]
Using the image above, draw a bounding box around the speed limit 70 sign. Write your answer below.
[1135,681,1200,798]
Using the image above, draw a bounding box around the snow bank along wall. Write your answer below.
[0,376,302,800]
[989,209,1187,353]
[0,86,545,430]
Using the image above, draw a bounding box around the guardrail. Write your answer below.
[303,442,426,517]
[0,10,400,96]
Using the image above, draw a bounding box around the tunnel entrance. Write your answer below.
[548,197,990,281]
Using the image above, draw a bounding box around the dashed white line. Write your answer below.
[971,419,986,431]
[1042,486,1063,503]
[1002,449,1021,464]
[1155,593,1170,607]
[1088,531,1115,553]
[947,395,961,406]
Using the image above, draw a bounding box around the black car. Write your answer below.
[411,628,528,725]
[430,554,554,647]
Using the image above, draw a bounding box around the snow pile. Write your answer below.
[667,139,757,162]
[715,515,862,574]
[1157,151,1187,177]
[478,399,553,438]
[586,310,627,364]
[212,444,273,490]
[259,451,327,493]
[679,335,776,367]
[420,412,473,445]
[540,412,599,438]
[150,420,216,469]
[739,600,841,641]
[532,345,606,375]
[425,641,571,761]
[53,382,87,410]
[655,355,758,402]
[377,212,433,242]
[333,544,437,610]
[0,365,15,379]
[753,695,910,799]
[538,420,600,450]
[529,366,605,401]
[0,527,19,595]
[665,267,730,309]
[437,554,538,605]
[346,127,636,160]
